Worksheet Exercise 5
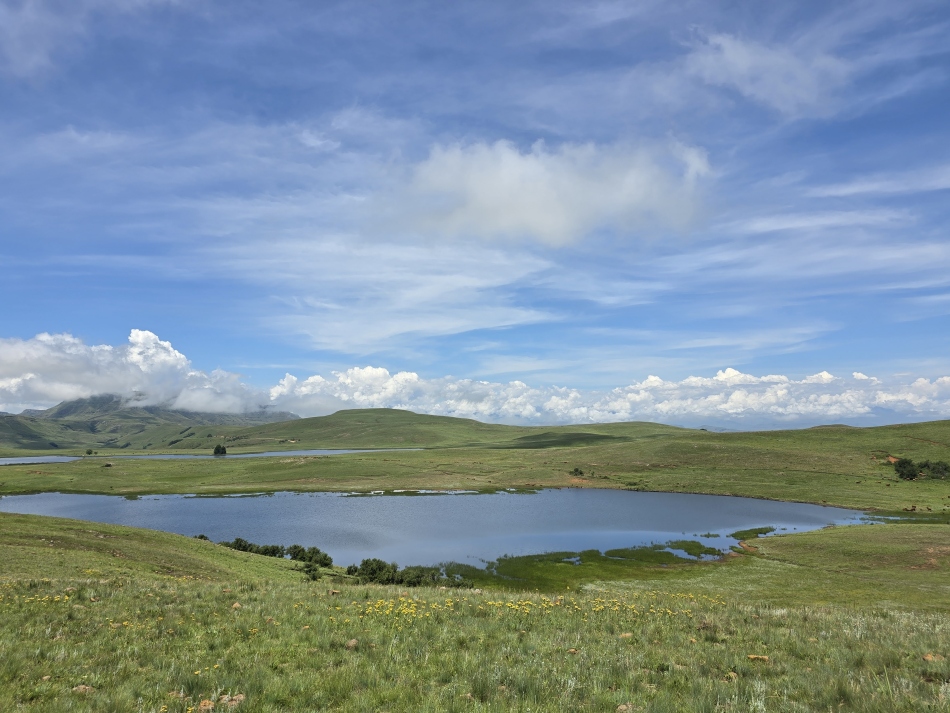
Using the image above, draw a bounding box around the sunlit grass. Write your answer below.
[2,576,949,712]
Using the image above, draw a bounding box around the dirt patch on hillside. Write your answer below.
[908,545,950,570]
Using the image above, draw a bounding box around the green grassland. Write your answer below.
[2,411,948,514]
[1,513,949,711]
[2,407,950,709]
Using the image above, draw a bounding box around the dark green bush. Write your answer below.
[893,458,950,480]
[351,558,473,588]
[894,458,918,480]
[213,444,227,455]
[918,460,949,479]
[286,544,333,568]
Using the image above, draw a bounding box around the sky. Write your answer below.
[1,0,949,428]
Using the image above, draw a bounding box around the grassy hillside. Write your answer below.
[1,404,684,456]
[0,395,299,455]
[0,512,308,582]
[1,513,948,711]
[2,415,948,513]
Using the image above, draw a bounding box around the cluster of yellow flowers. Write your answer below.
[0,591,71,606]
[318,590,724,628]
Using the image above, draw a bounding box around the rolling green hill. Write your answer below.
[0,399,686,455]
[0,395,299,455]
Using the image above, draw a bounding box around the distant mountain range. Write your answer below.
[0,395,299,453]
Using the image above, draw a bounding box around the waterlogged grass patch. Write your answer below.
[2,578,949,712]
[729,526,777,541]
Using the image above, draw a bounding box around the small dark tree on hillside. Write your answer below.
[894,458,918,480]
[213,444,227,455]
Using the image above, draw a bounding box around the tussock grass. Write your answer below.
[2,577,949,712]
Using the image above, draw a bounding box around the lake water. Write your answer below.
[0,449,409,466]
[0,489,865,567]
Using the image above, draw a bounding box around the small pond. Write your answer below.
[0,489,865,568]
[0,449,411,466]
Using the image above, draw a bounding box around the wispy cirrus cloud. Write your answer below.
[685,32,850,117]
[808,164,950,197]
[0,0,181,78]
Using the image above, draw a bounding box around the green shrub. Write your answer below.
[213,444,227,455]
[894,458,918,480]
[352,558,472,588]
[918,460,949,479]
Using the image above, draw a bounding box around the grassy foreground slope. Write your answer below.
[1,513,949,711]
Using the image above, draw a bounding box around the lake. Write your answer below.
[0,489,865,567]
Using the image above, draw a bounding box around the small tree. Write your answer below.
[85,448,93,455]
[213,444,227,456]
[894,458,918,480]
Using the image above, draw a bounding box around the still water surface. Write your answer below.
[0,489,865,567]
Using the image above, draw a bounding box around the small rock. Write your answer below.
[566,648,579,654]
[617,705,635,712]
[198,700,215,710]
[328,589,340,596]
[619,632,633,639]
[923,653,945,662]
[72,684,95,694]
[345,638,359,650]
[747,655,769,662]
[41,675,51,681]
[472,588,483,594]
[231,602,241,610]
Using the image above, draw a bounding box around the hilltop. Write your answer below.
[0,395,298,453]
[0,398,685,455]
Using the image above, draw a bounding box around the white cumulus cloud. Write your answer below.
[384,139,709,246]
[2,331,950,428]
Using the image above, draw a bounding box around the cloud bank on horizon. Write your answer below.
[2,331,949,429]
[1,1,949,426]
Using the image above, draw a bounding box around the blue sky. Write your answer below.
[1,0,949,427]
